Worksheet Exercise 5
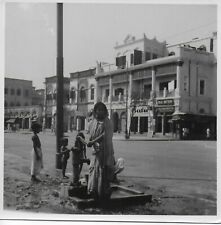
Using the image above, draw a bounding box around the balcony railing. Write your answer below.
[156,89,175,98]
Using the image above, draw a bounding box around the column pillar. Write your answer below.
[151,66,156,136]
[28,117,31,130]
[108,76,113,117]
[137,116,140,133]
[67,114,71,132]
[94,78,98,103]
[128,73,133,133]
[176,60,184,97]
[151,66,156,96]
[162,115,165,135]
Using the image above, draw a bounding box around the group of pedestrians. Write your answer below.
[30,102,124,201]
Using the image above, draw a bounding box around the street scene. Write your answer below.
[4,130,217,214]
[3,2,218,218]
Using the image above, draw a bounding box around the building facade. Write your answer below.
[4,78,44,130]
[43,68,96,132]
[95,33,217,139]
[43,76,70,132]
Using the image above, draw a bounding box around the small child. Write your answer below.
[71,132,89,186]
[31,123,43,182]
[60,137,70,179]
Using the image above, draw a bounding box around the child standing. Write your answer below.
[60,137,70,179]
[71,132,88,186]
[31,123,43,182]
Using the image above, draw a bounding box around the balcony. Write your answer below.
[156,89,175,98]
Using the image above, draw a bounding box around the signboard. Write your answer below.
[157,99,174,106]
[156,107,175,113]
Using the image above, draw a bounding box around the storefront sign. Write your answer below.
[157,99,174,106]
[156,107,175,113]
[135,106,150,113]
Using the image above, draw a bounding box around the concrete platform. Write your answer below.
[68,185,152,209]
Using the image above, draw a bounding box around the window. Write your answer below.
[144,84,151,98]
[115,88,124,96]
[10,102,14,107]
[16,102,20,106]
[159,82,169,91]
[70,88,76,102]
[105,89,109,98]
[5,88,8,95]
[24,89,29,97]
[183,76,188,92]
[134,50,142,65]
[5,101,8,107]
[130,54,134,65]
[145,52,151,61]
[17,89,21,96]
[116,56,126,68]
[199,80,205,95]
[11,88,15,95]
[90,85,94,100]
[80,87,86,102]
[24,102,29,106]
[152,53,158,59]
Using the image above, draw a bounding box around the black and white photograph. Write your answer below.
[1,0,220,222]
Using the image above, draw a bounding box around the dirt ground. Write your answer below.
[4,132,217,215]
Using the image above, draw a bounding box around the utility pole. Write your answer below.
[56,3,64,169]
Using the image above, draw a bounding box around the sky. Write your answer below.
[4,2,217,89]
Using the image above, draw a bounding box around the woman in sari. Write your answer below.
[87,102,115,201]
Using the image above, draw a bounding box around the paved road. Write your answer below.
[4,131,217,214]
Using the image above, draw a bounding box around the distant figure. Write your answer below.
[31,123,43,182]
[60,137,70,179]
[206,128,211,139]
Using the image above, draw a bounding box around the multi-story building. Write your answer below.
[4,78,44,130]
[69,68,96,131]
[43,68,96,132]
[95,33,217,139]
[43,76,70,131]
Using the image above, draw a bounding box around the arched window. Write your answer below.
[80,87,86,102]
[70,87,76,102]
[90,85,94,100]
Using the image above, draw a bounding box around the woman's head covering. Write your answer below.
[93,101,108,118]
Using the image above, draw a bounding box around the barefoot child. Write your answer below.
[60,137,70,179]
[71,132,89,186]
[31,123,43,182]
